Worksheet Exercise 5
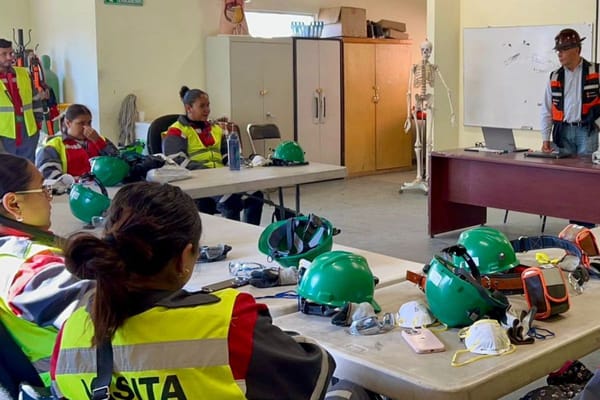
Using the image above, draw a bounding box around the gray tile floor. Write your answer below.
[261,170,598,400]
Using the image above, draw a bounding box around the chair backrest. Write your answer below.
[246,123,282,156]
[147,114,179,154]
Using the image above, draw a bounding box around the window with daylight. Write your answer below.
[245,11,314,38]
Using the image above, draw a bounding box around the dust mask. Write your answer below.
[396,300,436,328]
[451,319,516,366]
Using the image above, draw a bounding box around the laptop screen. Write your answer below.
[481,127,518,152]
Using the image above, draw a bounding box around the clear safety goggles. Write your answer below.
[228,261,267,279]
[348,313,395,336]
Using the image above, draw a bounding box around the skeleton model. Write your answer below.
[400,40,455,194]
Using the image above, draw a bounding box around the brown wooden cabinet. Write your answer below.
[343,39,412,176]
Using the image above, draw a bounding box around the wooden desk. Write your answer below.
[50,201,421,317]
[429,150,600,236]
[275,279,600,400]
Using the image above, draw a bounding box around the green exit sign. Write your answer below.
[105,0,143,6]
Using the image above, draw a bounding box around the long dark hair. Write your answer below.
[61,103,92,135]
[64,182,202,346]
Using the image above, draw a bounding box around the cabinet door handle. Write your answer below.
[372,86,380,104]
[320,95,327,123]
[313,92,320,123]
[260,89,269,96]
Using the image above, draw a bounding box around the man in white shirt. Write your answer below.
[540,28,600,155]
[540,28,599,227]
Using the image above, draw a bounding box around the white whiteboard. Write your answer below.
[463,23,593,130]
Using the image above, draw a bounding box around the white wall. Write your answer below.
[31,0,99,128]
[0,0,31,41]
[457,0,597,150]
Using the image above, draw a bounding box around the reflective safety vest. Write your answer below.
[0,237,62,387]
[550,61,600,126]
[0,298,57,387]
[168,121,224,168]
[0,67,38,139]
[54,288,247,399]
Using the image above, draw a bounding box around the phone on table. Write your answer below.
[401,328,445,354]
[201,277,249,293]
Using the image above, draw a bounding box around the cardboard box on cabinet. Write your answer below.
[317,7,367,38]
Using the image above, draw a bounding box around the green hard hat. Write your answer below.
[258,214,334,268]
[90,156,130,187]
[298,250,381,312]
[453,227,520,275]
[69,176,110,224]
[425,250,508,328]
[272,141,306,165]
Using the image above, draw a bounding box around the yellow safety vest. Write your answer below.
[0,238,62,386]
[55,288,246,399]
[43,136,68,172]
[0,298,57,386]
[0,67,38,139]
[168,121,224,168]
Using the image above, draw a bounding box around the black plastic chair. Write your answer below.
[246,123,281,157]
[146,114,179,154]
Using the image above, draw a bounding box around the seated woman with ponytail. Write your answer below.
[51,181,335,399]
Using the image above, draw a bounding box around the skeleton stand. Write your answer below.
[400,41,454,195]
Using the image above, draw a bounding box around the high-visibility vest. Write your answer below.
[54,288,247,399]
[550,61,600,126]
[168,121,224,168]
[0,67,38,139]
[0,238,62,387]
[0,298,57,387]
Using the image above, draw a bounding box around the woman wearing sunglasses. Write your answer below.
[0,153,95,395]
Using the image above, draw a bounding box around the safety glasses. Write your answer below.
[14,184,53,199]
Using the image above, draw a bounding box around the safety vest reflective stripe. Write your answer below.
[0,67,38,139]
[189,148,212,157]
[56,338,229,374]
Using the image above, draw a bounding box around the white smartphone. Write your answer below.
[401,328,445,354]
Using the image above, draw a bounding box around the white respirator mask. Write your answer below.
[451,319,516,367]
[396,300,436,328]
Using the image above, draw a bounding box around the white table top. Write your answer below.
[50,200,421,317]
[274,279,600,399]
[162,162,345,199]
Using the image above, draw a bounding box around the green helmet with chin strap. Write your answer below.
[69,175,111,224]
[425,245,509,328]
[298,250,381,313]
[258,214,335,267]
[453,227,520,275]
[271,141,307,165]
[90,156,130,187]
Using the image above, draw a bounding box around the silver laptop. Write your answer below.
[465,127,528,153]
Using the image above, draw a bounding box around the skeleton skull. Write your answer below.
[420,40,433,61]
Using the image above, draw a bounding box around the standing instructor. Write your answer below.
[541,28,600,155]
